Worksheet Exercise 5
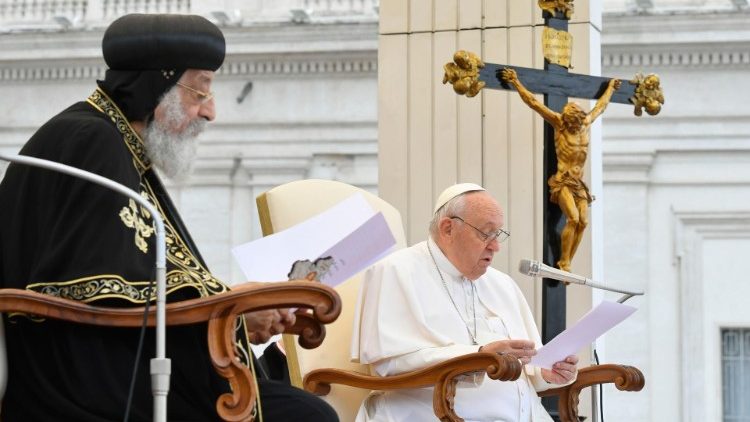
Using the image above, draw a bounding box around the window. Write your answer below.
[723,328,750,422]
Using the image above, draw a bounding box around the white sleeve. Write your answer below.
[373,344,480,376]
[508,279,576,392]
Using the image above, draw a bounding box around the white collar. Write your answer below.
[426,236,464,280]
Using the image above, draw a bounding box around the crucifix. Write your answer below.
[442,1,663,419]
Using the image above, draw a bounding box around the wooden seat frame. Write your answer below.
[304,361,644,422]
[0,280,341,422]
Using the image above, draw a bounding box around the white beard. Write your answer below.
[143,87,206,181]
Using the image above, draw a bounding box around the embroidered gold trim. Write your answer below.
[7,312,45,322]
[119,197,156,253]
[86,98,105,114]
[86,88,151,174]
[28,272,190,303]
[142,181,231,298]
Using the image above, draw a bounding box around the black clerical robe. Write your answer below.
[0,88,253,421]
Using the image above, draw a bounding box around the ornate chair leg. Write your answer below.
[208,305,257,422]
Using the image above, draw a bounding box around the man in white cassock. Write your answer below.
[351,183,579,422]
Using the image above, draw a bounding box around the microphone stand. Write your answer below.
[520,259,644,422]
[589,286,642,422]
[0,153,169,422]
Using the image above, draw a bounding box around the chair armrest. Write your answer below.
[537,364,645,422]
[303,352,522,422]
[0,280,341,422]
[0,280,339,328]
[286,311,328,349]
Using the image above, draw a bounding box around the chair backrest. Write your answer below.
[256,179,406,422]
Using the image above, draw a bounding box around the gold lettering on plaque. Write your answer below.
[542,27,572,68]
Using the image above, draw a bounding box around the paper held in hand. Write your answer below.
[232,193,397,287]
[530,301,638,369]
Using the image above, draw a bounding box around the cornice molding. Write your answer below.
[218,56,377,78]
[674,211,750,234]
[602,10,750,69]
[603,45,750,69]
[602,115,750,142]
[222,22,377,50]
[0,21,377,81]
[604,148,750,186]
[602,151,655,184]
[602,10,750,43]
[0,55,377,82]
[0,63,105,81]
[0,22,377,58]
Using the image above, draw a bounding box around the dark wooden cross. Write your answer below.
[443,4,662,419]
[525,10,588,417]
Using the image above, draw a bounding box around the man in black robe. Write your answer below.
[0,13,337,422]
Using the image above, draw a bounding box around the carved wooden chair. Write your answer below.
[257,179,523,420]
[257,179,644,422]
[0,280,341,421]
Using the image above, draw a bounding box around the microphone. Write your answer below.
[518,259,643,301]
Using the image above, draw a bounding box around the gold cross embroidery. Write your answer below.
[119,198,155,253]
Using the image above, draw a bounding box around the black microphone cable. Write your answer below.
[594,348,604,422]
[123,269,158,422]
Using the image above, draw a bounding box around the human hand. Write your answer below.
[610,78,622,90]
[541,354,578,384]
[244,309,296,344]
[279,308,296,329]
[501,68,518,83]
[479,339,536,365]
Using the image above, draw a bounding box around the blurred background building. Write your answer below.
[1,1,748,420]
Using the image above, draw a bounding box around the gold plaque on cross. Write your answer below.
[542,27,572,68]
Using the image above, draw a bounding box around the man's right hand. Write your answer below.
[479,339,537,365]
[244,309,295,344]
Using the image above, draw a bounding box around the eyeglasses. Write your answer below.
[176,82,214,105]
[450,216,510,243]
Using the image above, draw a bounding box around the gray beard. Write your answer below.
[143,88,206,181]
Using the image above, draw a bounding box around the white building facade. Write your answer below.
[601,1,750,421]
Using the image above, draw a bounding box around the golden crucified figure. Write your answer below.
[501,68,621,272]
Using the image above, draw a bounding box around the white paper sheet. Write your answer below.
[530,301,637,369]
[316,212,395,287]
[235,192,397,357]
[232,193,396,286]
